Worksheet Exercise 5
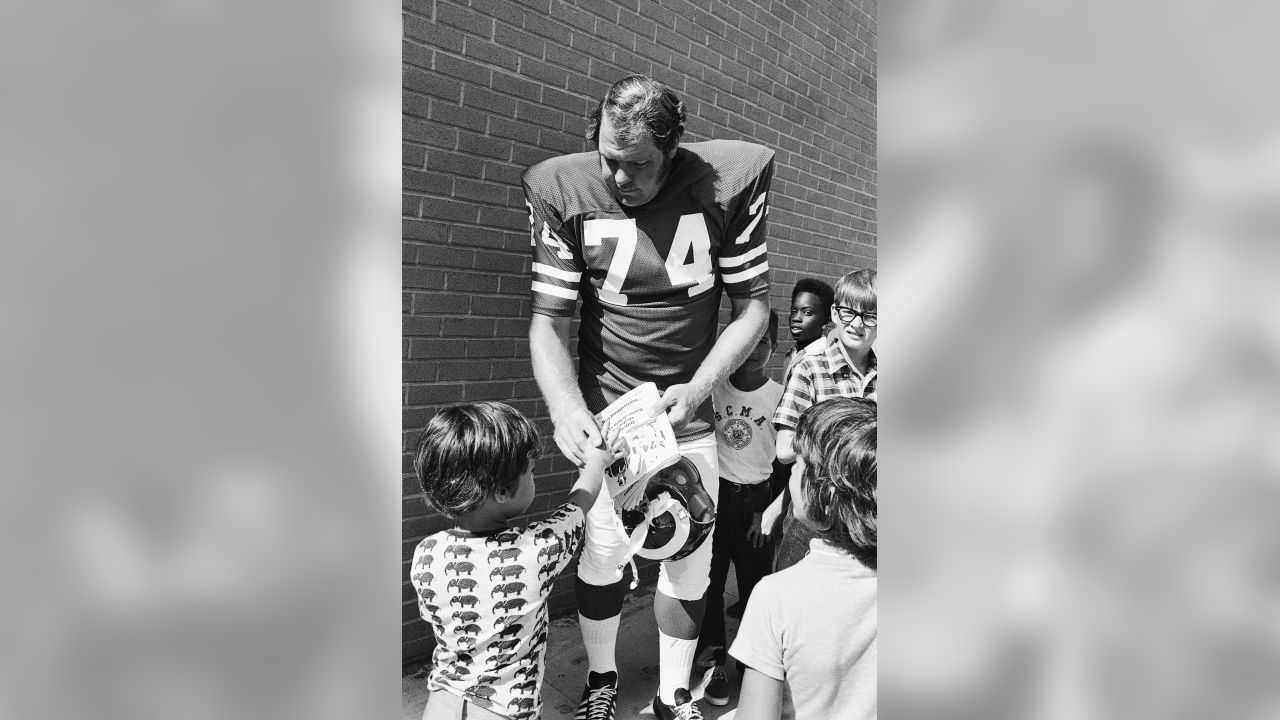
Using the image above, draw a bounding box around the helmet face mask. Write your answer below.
[620,456,715,561]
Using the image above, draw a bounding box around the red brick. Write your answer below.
[471,295,524,316]
[403,40,433,73]
[494,23,547,60]
[455,132,510,164]
[402,315,441,337]
[403,195,421,218]
[419,244,476,269]
[403,168,451,195]
[403,267,446,290]
[404,67,462,102]
[437,359,493,380]
[464,36,519,73]
[403,144,426,168]
[426,149,484,177]
[436,2,495,38]
[424,197,477,223]
[478,206,527,231]
[473,249,527,274]
[514,100,568,130]
[545,44,591,75]
[522,11,572,46]
[517,56,569,88]
[465,338,518,358]
[433,53,493,87]
[441,317,498,339]
[406,383,466,406]
[462,380,517,400]
[413,292,470,314]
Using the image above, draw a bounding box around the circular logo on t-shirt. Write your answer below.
[723,418,753,450]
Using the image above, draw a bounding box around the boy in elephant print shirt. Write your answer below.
[411,402,625,720]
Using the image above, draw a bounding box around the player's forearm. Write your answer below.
[529,313,588,421]
[685,295,769,405]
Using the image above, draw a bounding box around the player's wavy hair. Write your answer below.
[835,268,876,314]
[794,397,877,569]
[414,401,541,518]
[587,75,686,154]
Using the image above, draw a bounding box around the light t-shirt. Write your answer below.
[712,377,782,485]
[730,539,877,720]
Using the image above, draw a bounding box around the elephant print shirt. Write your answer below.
[410,502,585,719]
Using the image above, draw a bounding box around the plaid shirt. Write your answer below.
[773,337,877,430]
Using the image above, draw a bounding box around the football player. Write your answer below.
[524,75,773,720]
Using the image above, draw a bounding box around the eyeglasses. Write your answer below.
[834,305,877,327]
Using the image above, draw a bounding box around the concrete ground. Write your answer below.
[404,573,778,720]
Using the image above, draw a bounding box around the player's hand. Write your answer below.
[651,383,702,431]
[747,512,766,548]
[553,406,603,468]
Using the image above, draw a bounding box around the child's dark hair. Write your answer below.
[792,277,835,313]
[834,269,876,313]
[794,397,877,569]
[414,402,541,518]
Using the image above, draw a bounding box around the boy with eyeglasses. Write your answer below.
[762,269,878,573]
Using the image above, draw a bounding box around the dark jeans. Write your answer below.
[769,459,816,573]
[772,493,817,572]
[699,479,774,659]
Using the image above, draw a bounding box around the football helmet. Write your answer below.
[619,456,716,561]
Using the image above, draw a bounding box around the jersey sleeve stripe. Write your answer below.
[532,262,582,282]
[531,281,578,301]
[749,191,768,215]
[722,262,769,285]
[718,243,767,268]
[734,207,765,244]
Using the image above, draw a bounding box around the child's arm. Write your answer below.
[735,667,784,720]
[761,492,786,538]
[565,420,626,514]
[774,428,796,464]
[763,432,794,536]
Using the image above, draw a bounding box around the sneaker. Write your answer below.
[574,671,617,720]
[703,666,729,706]
[726,601,746,619]
[652,688,704,720]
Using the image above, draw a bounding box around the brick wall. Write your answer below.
[403,0,876,664]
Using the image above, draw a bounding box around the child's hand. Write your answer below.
[584,417,628,468]
[747,512,766,548]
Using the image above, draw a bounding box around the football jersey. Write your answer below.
[524,140,774,441]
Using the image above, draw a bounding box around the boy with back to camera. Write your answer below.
[731,397,878,720]
[409,402,625,720]
[764,269,878,572]
[696,310,784,707]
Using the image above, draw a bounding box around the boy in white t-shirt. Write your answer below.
[731,397,878,720]
[697,311,784,706]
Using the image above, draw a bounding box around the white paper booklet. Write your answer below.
[595,382,681,510]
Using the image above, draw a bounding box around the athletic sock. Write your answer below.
[657,630,698,706]
[579,613,620,676]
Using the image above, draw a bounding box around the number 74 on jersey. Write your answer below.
[528,209,714,306]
